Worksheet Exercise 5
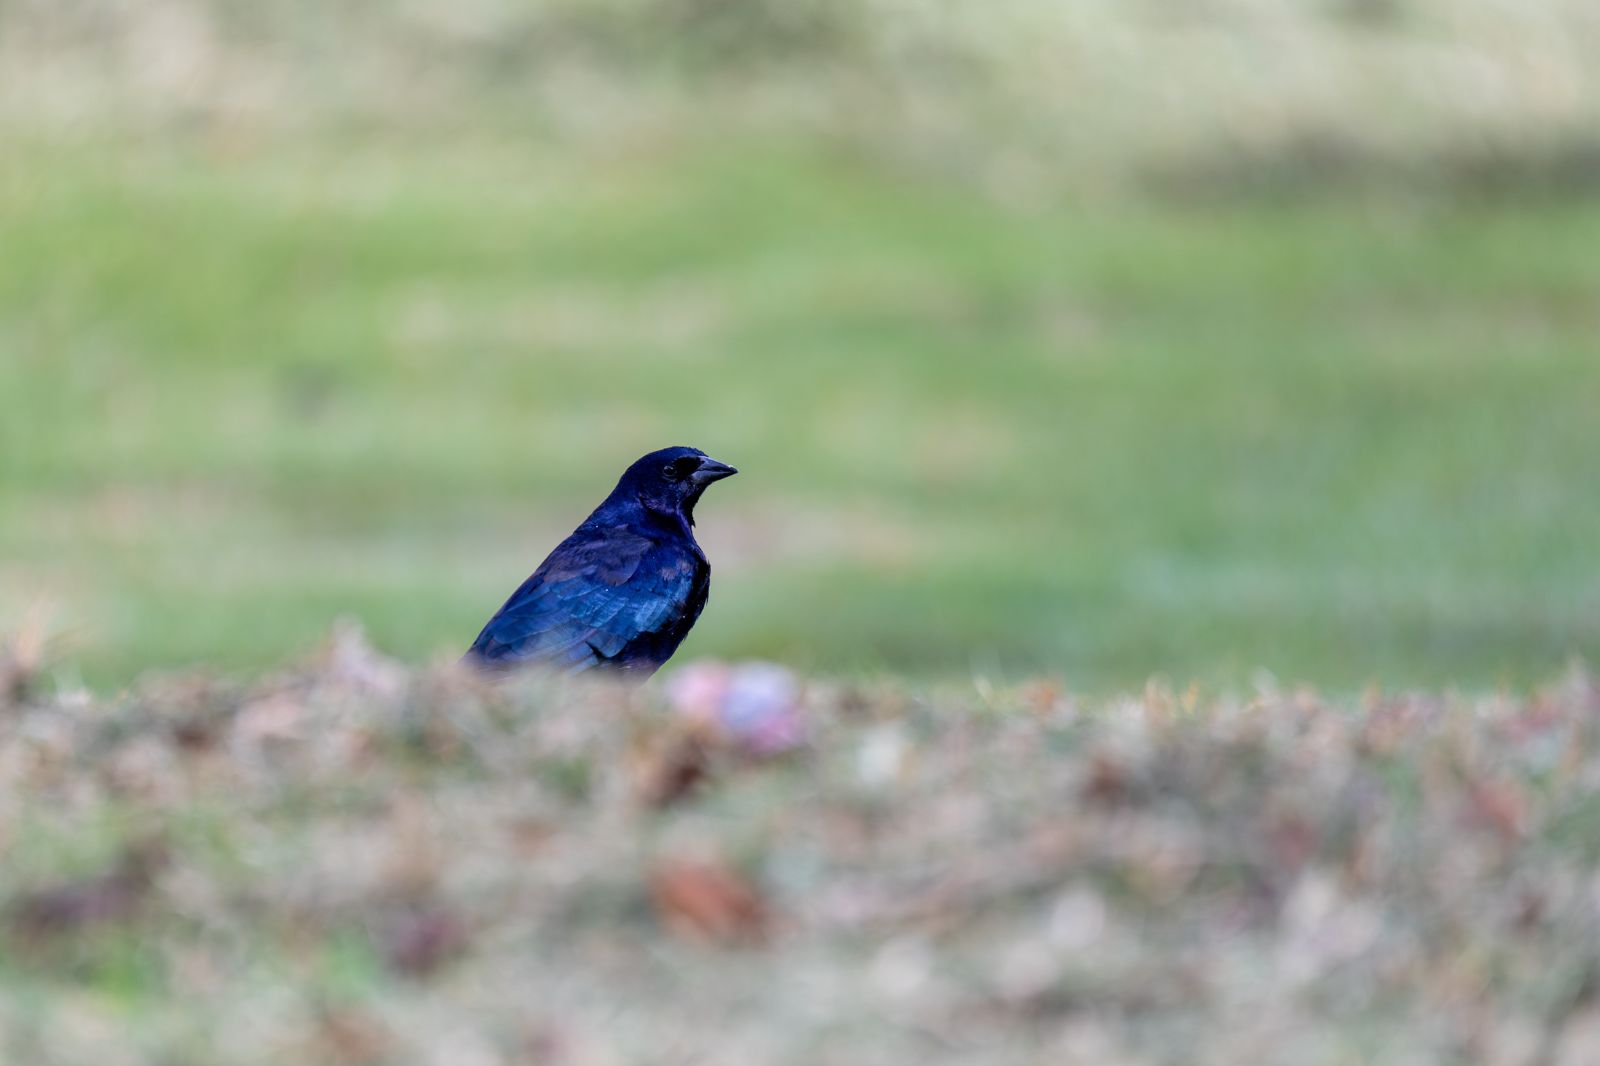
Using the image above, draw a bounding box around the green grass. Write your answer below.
[3,134,1598,690]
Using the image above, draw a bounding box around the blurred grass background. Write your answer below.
[2,0,1598,690]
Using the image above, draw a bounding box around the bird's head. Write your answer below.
[615,446,738,525]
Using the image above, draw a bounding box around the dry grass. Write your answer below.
[5,0,1600,195]
[2,625,1598,1064]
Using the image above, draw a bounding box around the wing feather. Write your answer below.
[467,524,700,673]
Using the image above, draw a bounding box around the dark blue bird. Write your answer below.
[464,446,737,677]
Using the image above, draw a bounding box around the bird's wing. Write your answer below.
[467,525,699,672]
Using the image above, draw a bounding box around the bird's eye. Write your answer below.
[664,456,701,481]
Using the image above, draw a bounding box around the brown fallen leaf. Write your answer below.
[309,1004,395,1066]
[382,792,443,899]
[1266,812,1321,874]
[505,815,559,858]
[649,857,770,946]
[0,604,56,707]
[170,712,221,752]
[9,838,169,947]
[380,904,470,978]
[633,733,711,809]
[1081,753,1132,805]
[1017,678,1065,716]
[1464,777,1530,839]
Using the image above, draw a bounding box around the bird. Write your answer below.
[464,446,737,678]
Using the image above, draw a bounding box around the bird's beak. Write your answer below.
[692,458,738,484]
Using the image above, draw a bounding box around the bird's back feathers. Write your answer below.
[466,520,709,675]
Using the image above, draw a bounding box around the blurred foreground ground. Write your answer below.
[1,636,1599,1065]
